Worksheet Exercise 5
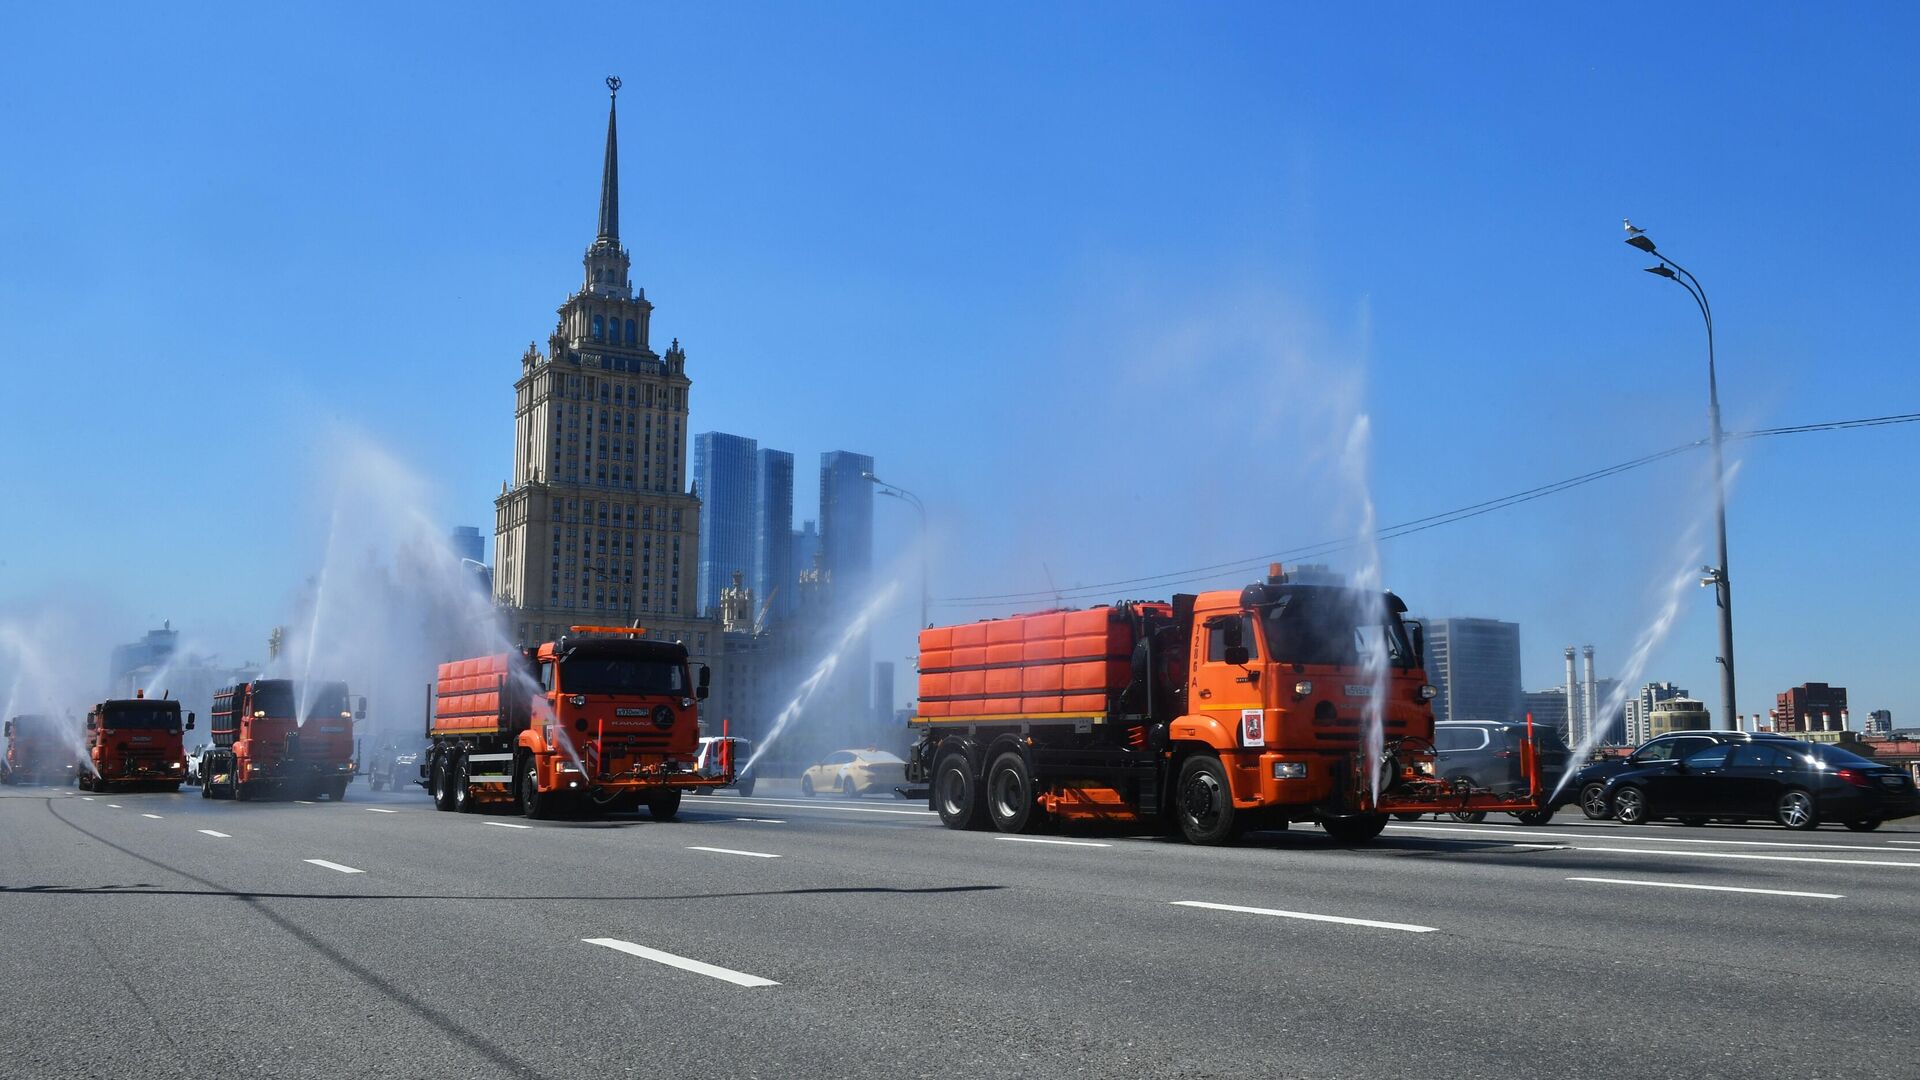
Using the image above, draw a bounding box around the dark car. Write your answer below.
[1602,737,1920,831]
[1412,720,1572,825]
[1568,730,1802,820]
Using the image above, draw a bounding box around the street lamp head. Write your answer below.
[860,471,877,482]
[1625,234,1658,254]
[1643,264,1677,279]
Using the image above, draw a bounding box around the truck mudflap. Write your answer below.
[1357,718,1552,818]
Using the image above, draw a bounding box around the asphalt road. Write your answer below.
[3,777,1916,1080]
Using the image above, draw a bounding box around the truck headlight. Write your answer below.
[1414,760,1436,777]
[1272,762,1307,779]
[1417,684,1438,701]
[1293,681,1314,697]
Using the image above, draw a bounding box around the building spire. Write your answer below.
[596,75,621,244]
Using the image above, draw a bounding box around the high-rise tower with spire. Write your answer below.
[492,77,715,661]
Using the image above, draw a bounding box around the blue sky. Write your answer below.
[2,4,1916,721]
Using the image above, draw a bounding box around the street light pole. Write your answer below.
[1627,225,1737,731]
[862,471,929,632]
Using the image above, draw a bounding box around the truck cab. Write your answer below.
[79,696,191,793]
[3,714,75,786]
[204,679,360,801]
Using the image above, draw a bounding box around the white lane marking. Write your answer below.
[1568,876,1843,899]
[106,803,123,808]
[294,800,316,805]
[365,808,398,814]
[79,797,94,802]
[996,836,1112,848]
[1887,840,1920,845]
[1387,822,1915,855]
[141,813,163,819]
[1585,847,1920,869]
[486,821,533,829]
[734,817,786,824]
[198,830,231,838]
[686,845,780,859]
[1173,900,1436,933]
[304,859,365,874]
[584,937,778,987]
[727,796,935,817]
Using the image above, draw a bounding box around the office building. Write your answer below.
[1649,697,1710,737]
[449,526,484,565]
[694,432,759,616]
[756,449,796,624]
[819,451,875,605]
[1523,688,1569,735]
[1625,682,1688,746]
[1776,683,1849,733]
[1422,618,1522,725]
[1866,709,1894,735]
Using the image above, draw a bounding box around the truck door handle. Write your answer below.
[1197,689,1212,699]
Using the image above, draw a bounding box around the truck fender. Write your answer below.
[1169,713,1237,752]
[930,734,983,777]
[516,728,547,756]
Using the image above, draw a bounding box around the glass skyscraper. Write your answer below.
[755,448,795,623]
[1422,617,1523,724]
[818,450,875,605]
[693,431,759,616]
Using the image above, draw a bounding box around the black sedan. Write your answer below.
[1602,739,1920,831]
[1568,730,1804,820]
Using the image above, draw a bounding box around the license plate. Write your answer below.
[1880,776,1905,789]
[1344,685,1373,697]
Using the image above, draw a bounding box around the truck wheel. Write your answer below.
[648,789,682,821]
[1321,813,1388,843]
[452,753,474,813]
[369,775,384,792]
[329,780,349,802]
[1174,755,1238,846]
[933,753,987,831]
[737,776,755,797]
[200,776,212,799]
[1513,809,1554,826]
[517,758,553,820]
[431,753,456,812]
[986,751,1043,834]
[1448,810,1487,824]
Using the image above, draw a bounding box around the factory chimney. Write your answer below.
[1582,645,1598,744]
[1564,647,1579,745]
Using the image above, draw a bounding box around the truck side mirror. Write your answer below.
[86,717,97,730]
[1407,620,1426,666]
[353,695,367,720]
[1223,645,1250,667]
[186,712,195,731]
[696,665,711,701]
[1,721,10,737]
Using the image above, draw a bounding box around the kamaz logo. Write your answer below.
[1344,685,1373,697]
[616,708,646,717]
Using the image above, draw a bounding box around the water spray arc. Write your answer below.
[740,582,900,778]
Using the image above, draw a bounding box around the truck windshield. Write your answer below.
[100,706,181,731]
[1259,588,1416,670]
[252,681,349,720]
[561,657,686,696]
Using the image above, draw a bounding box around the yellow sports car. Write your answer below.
[799,748,908,798]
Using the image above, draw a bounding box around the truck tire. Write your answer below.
[737,776,755,797]
[452,752,474,813]
[986,751,1043,834]
[1321,813,1389,843]
[329,780,349,802]
[648,789,682,821]
[431,753,455,812]
[1513,809,1554,826]
[518,757,554,820]
[200,776,212,799]
[1174,754,1238,846]
[370,774,384,792]
[933,752,987,831]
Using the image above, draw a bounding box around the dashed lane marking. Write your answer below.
[198,830,231,838]
[996,836,1112,848]
[106,804,123,809]
[486,821,533,829]
[141,813,162,819]
[1568,876,1843,899]
[304,859,365,874]
[734,817,786,824]
[583,938,779,987]
[294,800,316,805]
[365,808,399,814]
[1172,900,1437,933]
[686,846,780,859]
